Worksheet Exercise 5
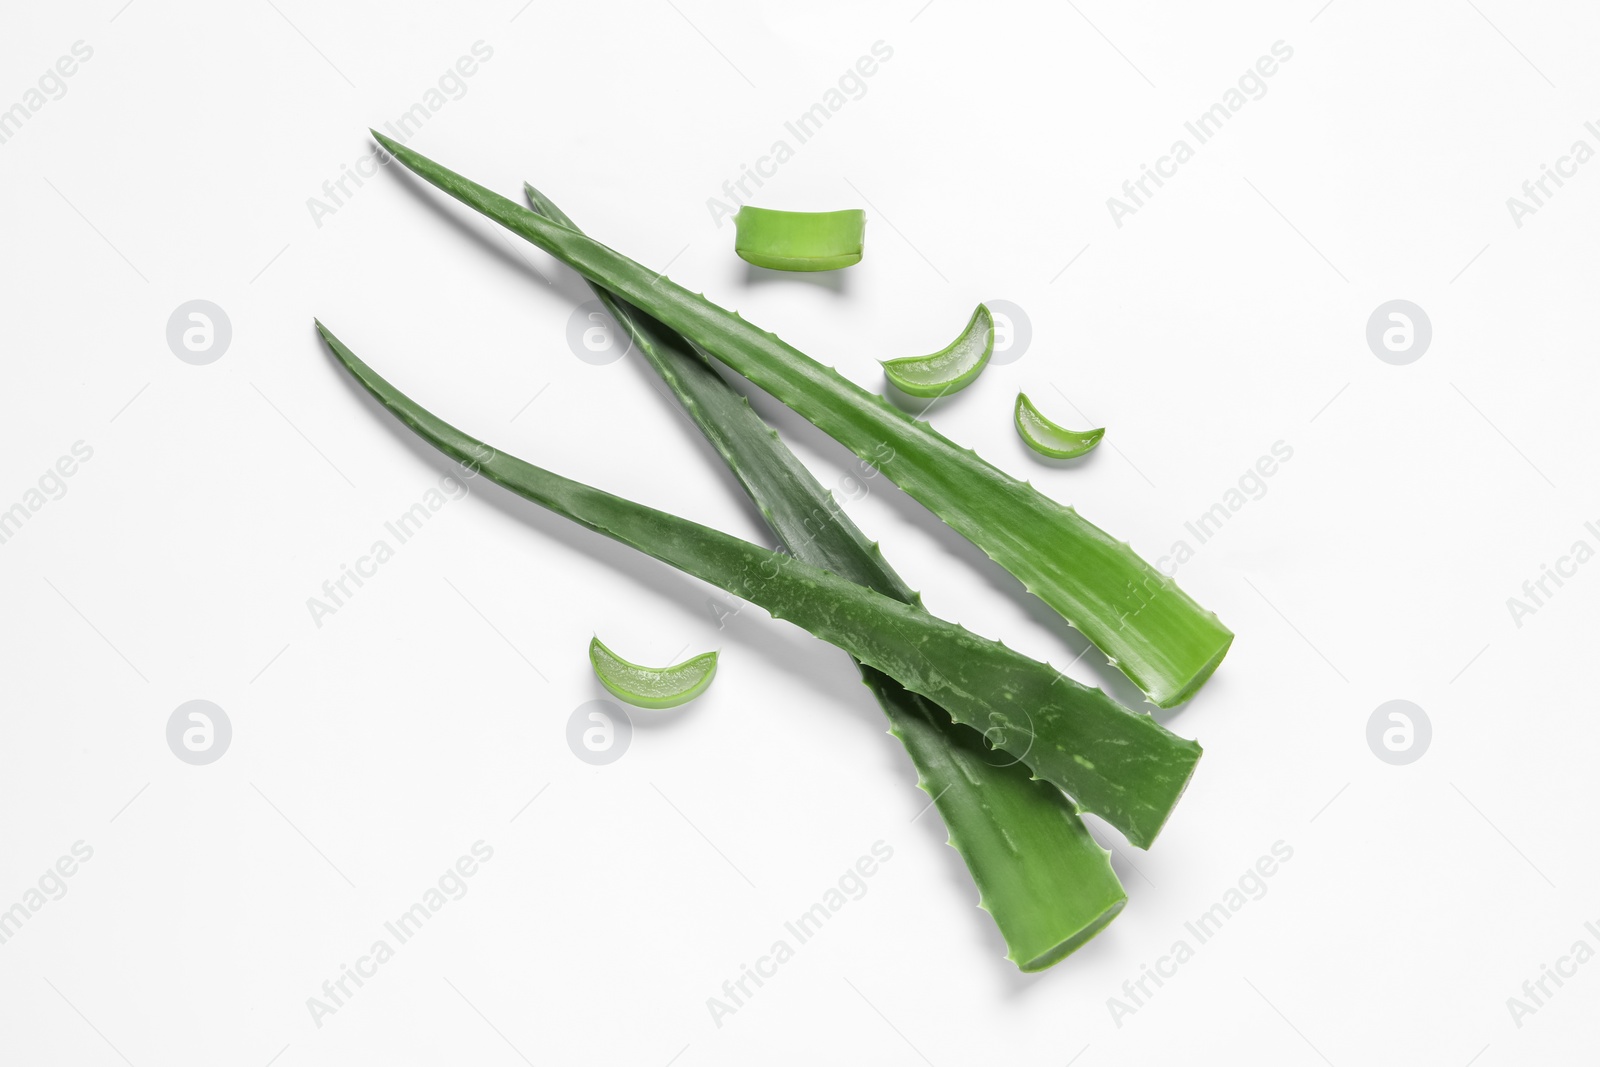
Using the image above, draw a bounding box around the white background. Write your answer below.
[2,0,1597,1063]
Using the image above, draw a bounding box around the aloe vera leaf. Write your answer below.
[588,636,717,709]
[885,682,1126,970]
[316,321,1200,848]
[370,132,1231,709]
[881,303,994,398]
[528,186,1126,966]
[734,206,864,271]
[1015,392,1106,459]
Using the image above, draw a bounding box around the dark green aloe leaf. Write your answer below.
[316,321,1199,849]
[370,132,1233,710]
[527,185,1125,968]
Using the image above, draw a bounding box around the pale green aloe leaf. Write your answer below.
[369,132,1233,709]
[528,185,1125,967]
[315,321,1201,850]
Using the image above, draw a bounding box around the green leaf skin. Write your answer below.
[588,636,717,709]
[885,684,1126,971]
[370,132,1232,709]
[1015,392,1106,459]
[529,187,1126,967]
[881,303,994,398]
[315,322,1201,849]
[734,206,864,271]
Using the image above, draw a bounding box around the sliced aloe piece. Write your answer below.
[881,303,994,398]
[1015,393,1105,459]
[734,206,864,271]
[369,133,1232,709]
[315,321,1201,849]
[589,636,717,709]
[528,185,1125,967]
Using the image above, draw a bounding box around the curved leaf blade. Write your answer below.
[369,132,1233,709]
[315,321,1200,848]
[529,185,1127,965]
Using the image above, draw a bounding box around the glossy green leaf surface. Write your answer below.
[588,636,717,709]
[881,303,993,398]
[528,185,1126,967]
[371,133,1231,708]
[316,322,1200,849]
[734,206,864,271]
[1015,393,1105,459]
[888,686,1126,970]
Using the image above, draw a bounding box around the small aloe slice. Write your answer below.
[589,636,717,709]
[529,186,1125,968]
[315,321,1201,849]
[734,206,864,271]
[1015,393,1105,459]
[370,132,1232,708]
[881,303,994,398]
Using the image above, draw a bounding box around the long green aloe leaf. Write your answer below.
[316,321,1200,849]
[527,186,1125,967]
[370,131,1232,709]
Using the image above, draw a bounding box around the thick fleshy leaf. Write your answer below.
[369,132,1233,709]
[316,322,1201,849]
[529,186,1125,967]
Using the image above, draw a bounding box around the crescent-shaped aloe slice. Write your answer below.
[1015,393,1105,459]
[369,132,1231,708]
[589,636,717,709]
[528,186,1125,967]
[881,303,994,398]
[316,321,1200,849]
[734,206,865,271]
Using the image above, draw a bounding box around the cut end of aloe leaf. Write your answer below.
[881,304,994,398]
[1014,392,1105,459]
[369,135,1232,709]
[589,636,718,709]
[734,206,865,272]
[1159,628,1234,707]
[1015,895,1126,972]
